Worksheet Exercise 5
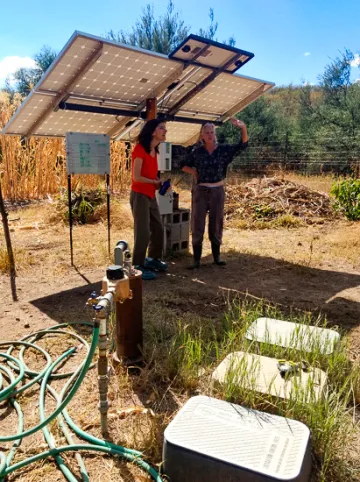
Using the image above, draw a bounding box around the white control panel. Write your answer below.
[158,142,172,171]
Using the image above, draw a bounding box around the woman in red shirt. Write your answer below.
[130,119,168,280]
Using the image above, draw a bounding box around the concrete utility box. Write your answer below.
[163,395,311,482]
[246,318,340,355]
[211,351,327,402]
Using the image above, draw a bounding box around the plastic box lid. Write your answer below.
[164,395,310,481]
[245,318,340,355]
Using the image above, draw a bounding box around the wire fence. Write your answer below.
[172,135,360,177]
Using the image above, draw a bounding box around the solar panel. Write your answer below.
[2,31,274,145]
[168,34,254,73]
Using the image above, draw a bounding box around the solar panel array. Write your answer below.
[2,31,274,145]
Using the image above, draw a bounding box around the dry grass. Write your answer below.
[227,171,336,195]
[0,198,134,275]
[1,200,360,481]
[281,171,336,194]
[221,221,360,269]
[4,298,358,482]
[0,246,35,273]
[0,92,132,201]
[2,199,360,277]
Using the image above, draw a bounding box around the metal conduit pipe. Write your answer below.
[93,293,114,436]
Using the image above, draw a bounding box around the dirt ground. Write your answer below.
[2,195,360,357]
[1,194,360,480]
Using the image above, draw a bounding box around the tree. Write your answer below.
[299,49,360,172]
[198,8,236,47]
[106,1,235,55]
[10,45,57,96]
[107,1,189,54]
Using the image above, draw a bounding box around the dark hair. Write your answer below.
[138,118,165,154]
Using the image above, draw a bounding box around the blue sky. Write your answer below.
[1,0,359,88]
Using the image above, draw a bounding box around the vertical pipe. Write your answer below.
[67,174,73,266]
[114,270,143,362]
[97,315,109,436]
[106,174,110,259]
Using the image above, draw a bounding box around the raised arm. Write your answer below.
[222,117,249,160]
[229,117,248,143]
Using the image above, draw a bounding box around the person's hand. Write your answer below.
[154,178,161,189]
[230,117,246,129]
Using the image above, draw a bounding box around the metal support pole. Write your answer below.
[106,174,110,259]
[146,98,157,120]
[0,177,17,301]
[162,214,168,259]
[67,174,73,266]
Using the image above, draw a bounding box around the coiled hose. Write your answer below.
[0,321,163,481]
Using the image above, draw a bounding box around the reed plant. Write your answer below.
[0,92,131,201]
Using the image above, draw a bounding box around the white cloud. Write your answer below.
[304,52,311,57]
[350,54,360,67]
[355,78,360,84]
[0,56,37,86]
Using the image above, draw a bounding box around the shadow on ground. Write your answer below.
[145,250,360,331]
[31,280,102,327]
[30,250,360,332]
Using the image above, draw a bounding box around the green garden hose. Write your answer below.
[0,321,164,482]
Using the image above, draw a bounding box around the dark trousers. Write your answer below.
[130,191,163,266]
[191,185,225,247]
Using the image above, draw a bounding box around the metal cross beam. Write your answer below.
[58,101,222,126]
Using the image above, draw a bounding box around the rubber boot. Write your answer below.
[187,245,202,270]
[211,243,226,266]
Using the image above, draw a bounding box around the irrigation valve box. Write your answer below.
[101,265,132,302]
[163,396,311,482]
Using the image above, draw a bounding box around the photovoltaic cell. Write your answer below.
[2,31,274,145]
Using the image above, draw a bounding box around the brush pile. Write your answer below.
[225,177,337,225]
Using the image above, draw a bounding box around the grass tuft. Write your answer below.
[142,297,360,482]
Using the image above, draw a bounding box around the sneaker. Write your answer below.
[135,265,157,280]
[144,257,168,271]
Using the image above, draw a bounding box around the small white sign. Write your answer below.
[66,132,110,174]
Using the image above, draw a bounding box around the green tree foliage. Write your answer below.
[331,178,360,220]
[298,50,360,172]
[8,45,57,96]
[106,1,235,55]
[217,50,360,174]
[197,8,236,46]
[107,1,190,54]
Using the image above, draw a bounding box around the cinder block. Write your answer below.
[166,209,190,225]
[167,239,189,254]
[170,224,181,241]
[180,222,189,239]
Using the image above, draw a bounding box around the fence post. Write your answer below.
[284,132,289,170]
[0,176,17,301]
